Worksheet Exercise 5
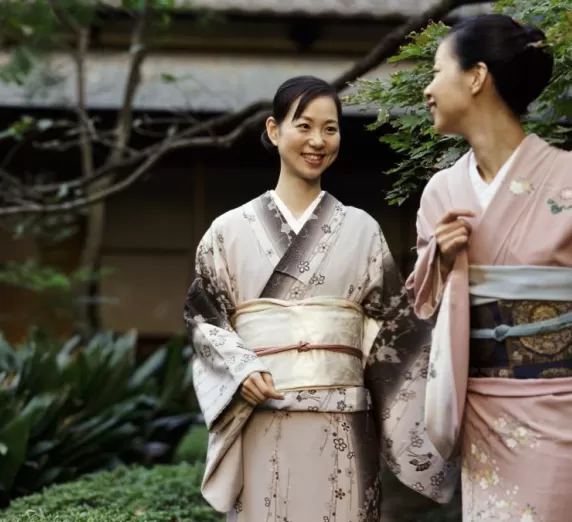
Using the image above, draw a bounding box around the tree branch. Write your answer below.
[75,27,95,179]
[173,0,491,148]
[0,0,490,216]
[331,0,491,91]
[0,141,172,216]
[110,0,153,161]
[21,99,273,196]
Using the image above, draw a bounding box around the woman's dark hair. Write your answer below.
[448,14,554,116]
[261,75,342,151]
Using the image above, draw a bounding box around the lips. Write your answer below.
[301,153,326,167]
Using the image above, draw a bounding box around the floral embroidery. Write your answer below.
[462,415,540,521]
[491,414,539,450]
[242,211,256,223]
[509,179,534,195]
[310,274,326,285]
[547,198,572,214]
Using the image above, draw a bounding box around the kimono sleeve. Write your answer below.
[405,178,448,321]
[361,226,459,504]
[183,225,268,430]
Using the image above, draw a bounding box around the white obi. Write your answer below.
[231,296,376,391]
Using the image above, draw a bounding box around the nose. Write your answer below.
[423,83,432,100]
[309,131,325,149]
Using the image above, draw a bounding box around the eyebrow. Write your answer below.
[297,116,339,125]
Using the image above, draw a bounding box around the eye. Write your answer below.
[326,126,339,133]
[297,123,310,130]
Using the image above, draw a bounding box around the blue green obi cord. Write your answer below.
[469,300,572,378]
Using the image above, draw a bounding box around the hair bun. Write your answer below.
[523,24,546,46]
[449,14,554,116]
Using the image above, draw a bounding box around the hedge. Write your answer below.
[0,463,223,522]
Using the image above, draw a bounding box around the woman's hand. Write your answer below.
[435,209,476,271]
[240,372,284,406]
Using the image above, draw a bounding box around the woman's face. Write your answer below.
[266,95,340,182]
[424,37,477,136]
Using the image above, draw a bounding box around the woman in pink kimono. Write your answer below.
[407,13,572,521]
[184,76,457,521]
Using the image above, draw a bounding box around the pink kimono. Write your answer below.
[407,134,572,521]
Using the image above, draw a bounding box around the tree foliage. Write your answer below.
[0,0,490,333]
[0,0,492,218]
[346,0,572,205]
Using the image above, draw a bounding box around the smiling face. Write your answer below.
[266,95,340,183]
[424,37,481,136]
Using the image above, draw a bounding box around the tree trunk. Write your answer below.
[76,180,109,336]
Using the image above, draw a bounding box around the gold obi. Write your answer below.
[231,297,367,392]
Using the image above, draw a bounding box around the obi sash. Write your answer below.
[467,265,572,380]
[469,265,572,306]
[233,297,366,391]
[469,265,572,339]
[230,297,379,412]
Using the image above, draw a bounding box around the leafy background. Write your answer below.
[346,0,572,205]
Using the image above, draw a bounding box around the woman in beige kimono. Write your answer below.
[407,14,572,521]
[184,76,457,521]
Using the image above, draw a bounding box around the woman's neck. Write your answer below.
[464,109,526,183]
[274,172,322,219]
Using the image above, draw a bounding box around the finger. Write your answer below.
[451,235,470,249]
[240,389,260,406]
[243,379,266,403]
[439,228,469,247]
[436,219,473,237]
[457,219,473,234]
[241,379,265,403]
[439,209,476,225]
[244,386,266,404]
[441,236,469,256]
[261,373,285,400]
[437,234,467,256]
[249,373,275,401]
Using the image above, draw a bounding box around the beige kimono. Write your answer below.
[185,191,458,521]
[407,134,572,521]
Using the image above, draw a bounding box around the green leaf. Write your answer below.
[128,348,167,391]
[160,72,178,83]
[0,411,33,489]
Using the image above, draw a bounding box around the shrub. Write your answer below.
[0,329,198,506]
[0,463,223,522]
[173,425,209,464]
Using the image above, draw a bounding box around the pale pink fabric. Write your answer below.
[407,135,572,519]
[406,134,572,458]
[463,377,572,521]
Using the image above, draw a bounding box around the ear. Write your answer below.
[265,117,279,146]
[470,62,489,96]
